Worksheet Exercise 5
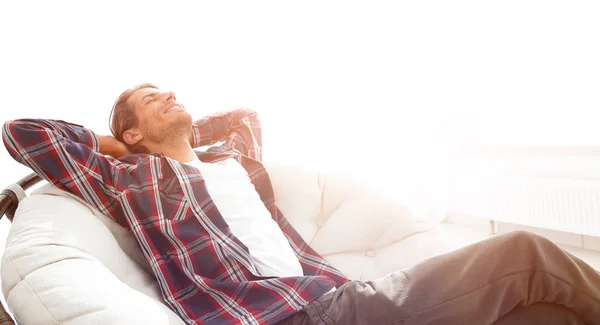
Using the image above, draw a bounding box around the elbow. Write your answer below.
[3,119,40,133]
[2,119,46,151]
[241,108,260,122]
[2,120,25,163]
[2,120,17,145]
[3,119,33,142]
[240,108,258,116]
[2,119,16,131]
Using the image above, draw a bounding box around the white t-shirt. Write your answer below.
[184,156,304,277]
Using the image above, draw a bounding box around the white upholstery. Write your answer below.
[1,162,471,324]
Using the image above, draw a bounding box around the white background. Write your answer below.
[1,1,600,319]
[1,0,600,218]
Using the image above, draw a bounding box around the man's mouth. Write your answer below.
[164,103,183,114]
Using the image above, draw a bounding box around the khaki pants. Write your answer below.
[279,231,600,324]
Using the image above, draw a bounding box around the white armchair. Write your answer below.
[0,162,477,324]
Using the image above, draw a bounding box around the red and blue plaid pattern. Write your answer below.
[3,109,350,324]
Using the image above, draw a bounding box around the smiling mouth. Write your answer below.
[164,104,183,114]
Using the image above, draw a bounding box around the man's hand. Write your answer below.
[98,135,131,158]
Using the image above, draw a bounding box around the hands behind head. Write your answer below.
[98,135,132,158]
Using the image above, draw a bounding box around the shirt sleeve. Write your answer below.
[2,119,133,227]
[190,108,263,161]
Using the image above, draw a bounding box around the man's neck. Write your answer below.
[148,139,196,163]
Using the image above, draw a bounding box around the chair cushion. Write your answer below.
[1,184,186,325]
[1,162,470,324]
[266,163,466,280]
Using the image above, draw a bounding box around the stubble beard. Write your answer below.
[141,113,193,144]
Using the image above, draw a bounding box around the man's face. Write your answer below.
[128,87,193,144]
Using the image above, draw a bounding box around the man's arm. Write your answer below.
[97,134,131,159]
[2,119,133,228]
[189,108,263,161]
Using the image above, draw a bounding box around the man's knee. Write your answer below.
[478,230,553,263]
[505,230,538,240]
[500,230,555,251]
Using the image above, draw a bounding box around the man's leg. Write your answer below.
[301,231,600,325]
[277,310,313,325]
[288,300,587,325]
[492,303,585,325]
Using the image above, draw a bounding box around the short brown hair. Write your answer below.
[109,83,157,154]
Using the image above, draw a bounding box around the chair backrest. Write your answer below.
[1,183,186,325]
[265,162,437,280]
[1,162,437,324]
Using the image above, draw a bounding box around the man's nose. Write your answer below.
[162,91,176,102]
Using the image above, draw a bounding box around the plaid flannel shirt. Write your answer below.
[2,109,350,325]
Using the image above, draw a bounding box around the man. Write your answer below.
[2,83,600,325]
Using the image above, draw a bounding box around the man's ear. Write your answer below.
[122,128,143,145]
